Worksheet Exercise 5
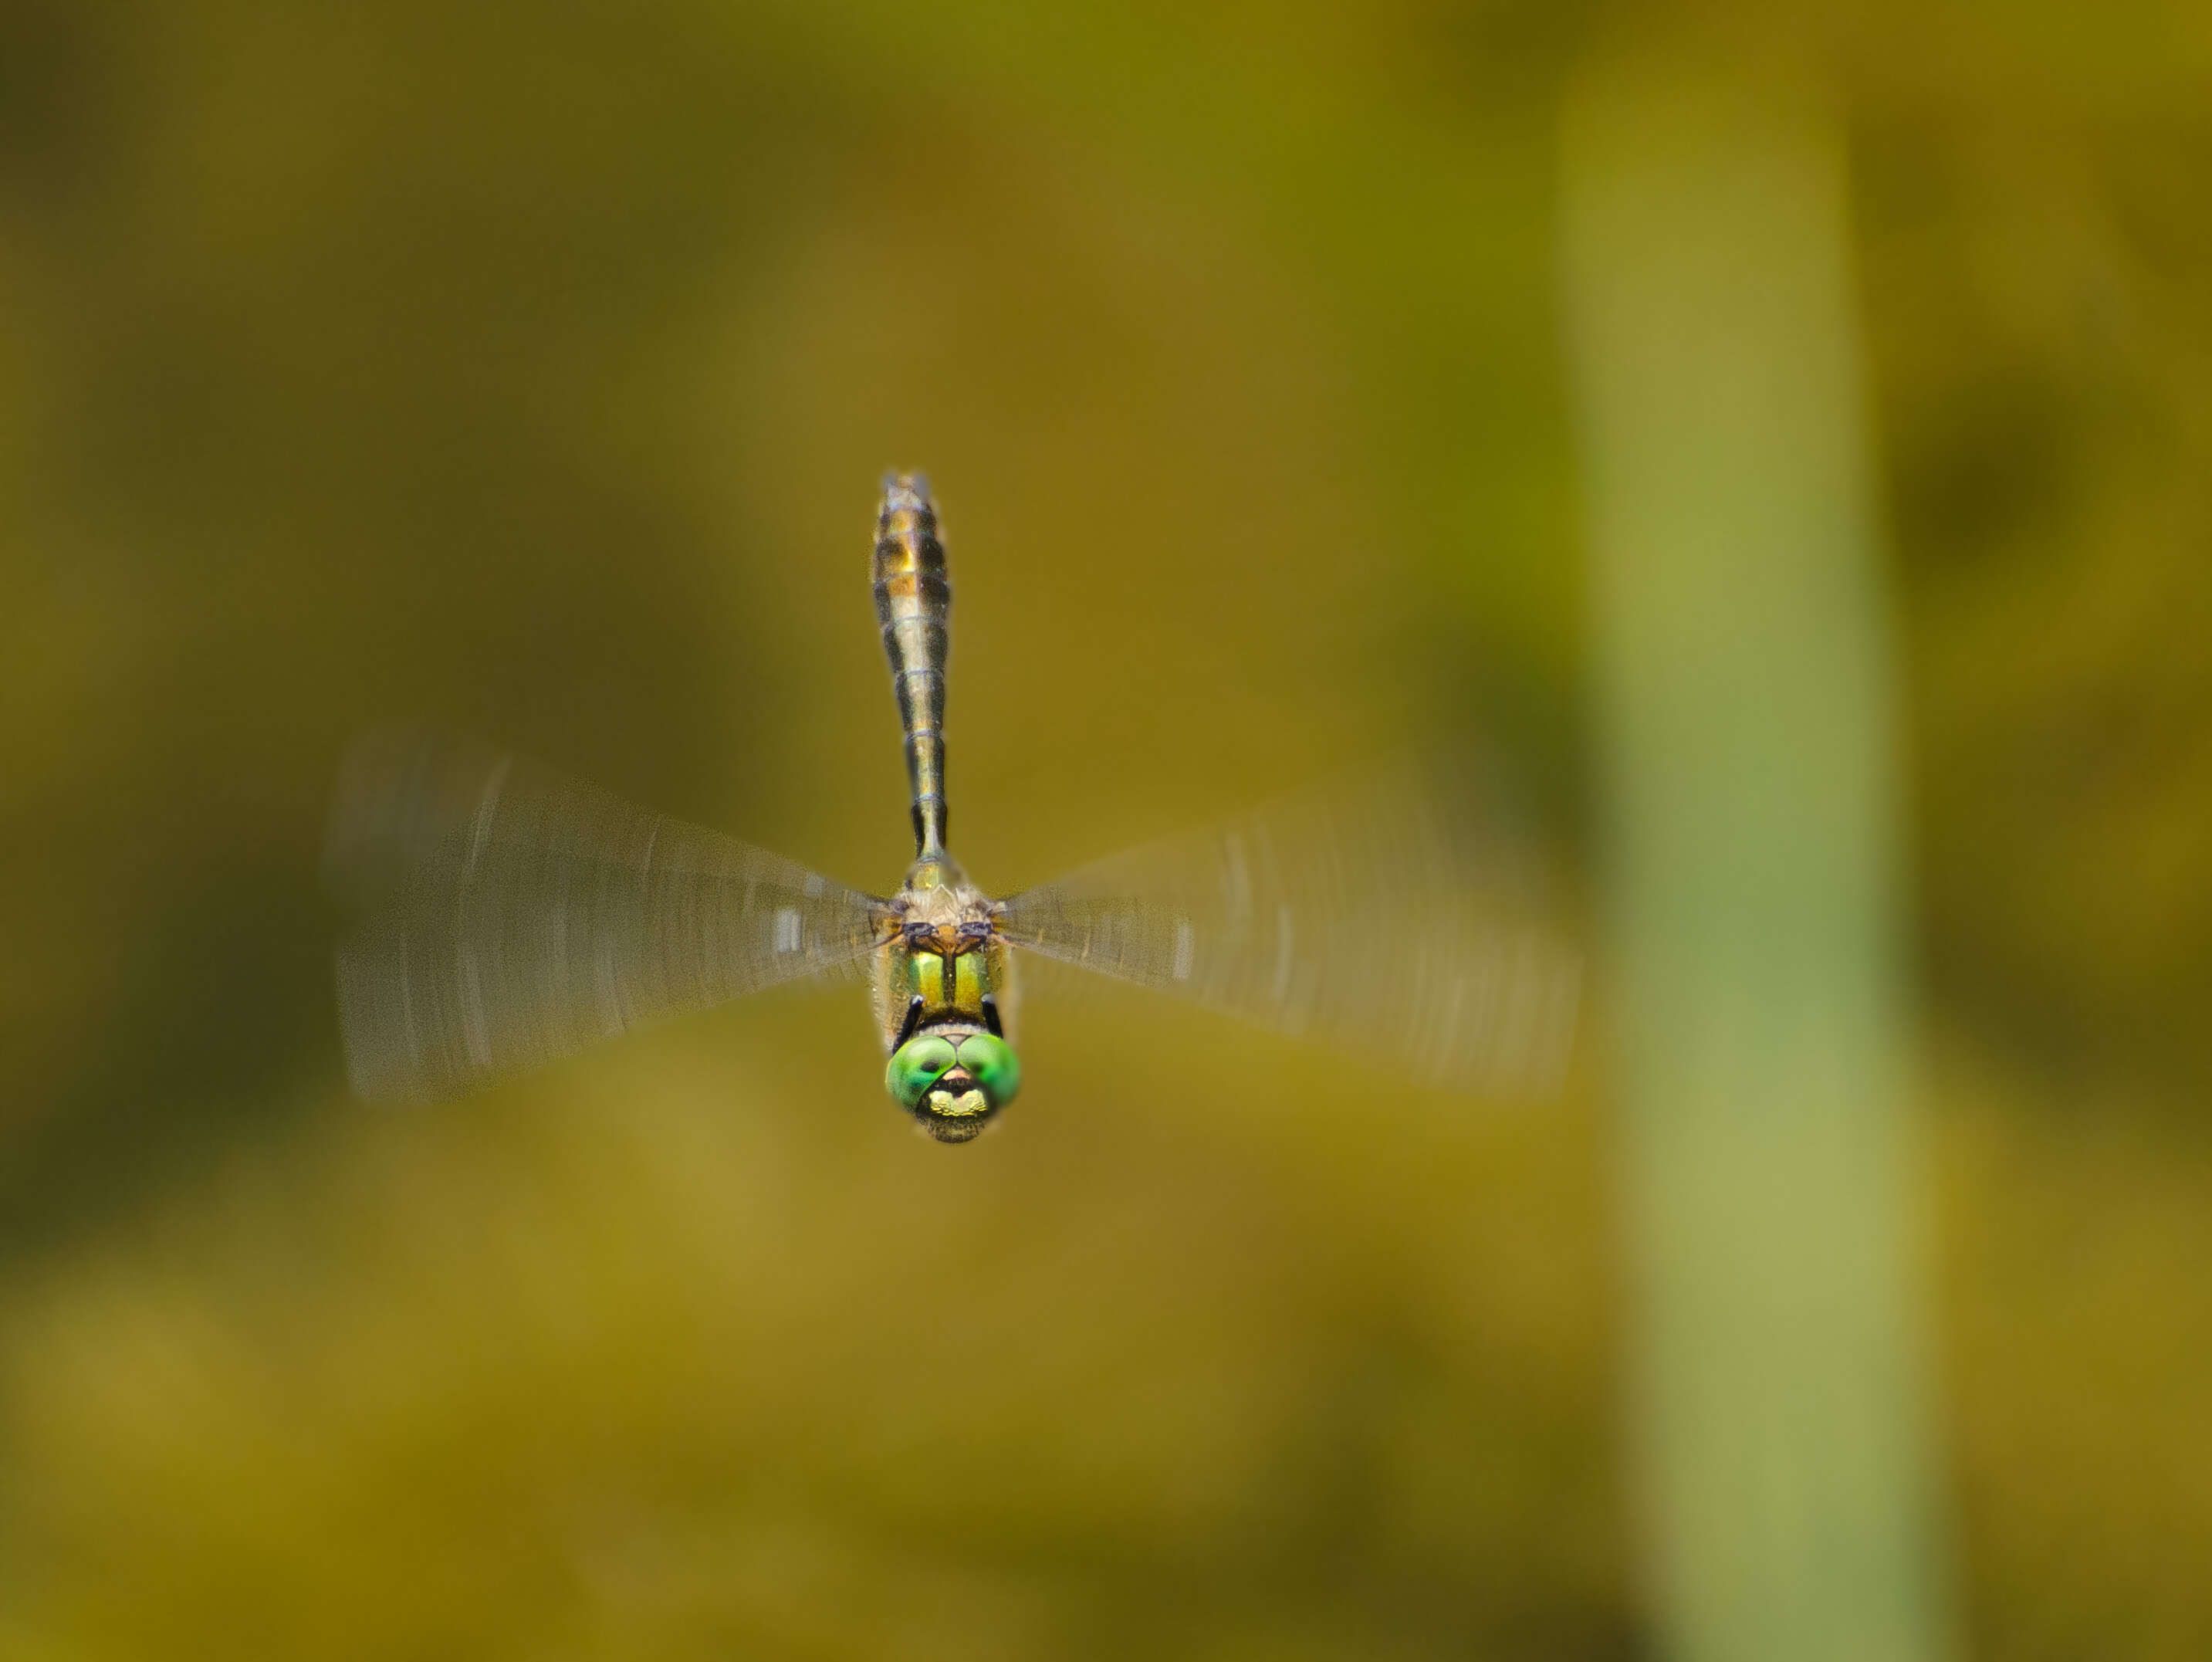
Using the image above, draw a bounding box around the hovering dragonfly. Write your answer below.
[328,476,1578,1141]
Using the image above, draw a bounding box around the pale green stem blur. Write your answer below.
[1563,42,1953,1662]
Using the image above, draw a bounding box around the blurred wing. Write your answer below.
[326,733,888,1103]
[996,755,1581,1095]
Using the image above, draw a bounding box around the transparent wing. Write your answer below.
[996,754,1581,1095]
[325,733,888,1103]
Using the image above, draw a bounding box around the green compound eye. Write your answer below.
[886,1034,959,1110]
[955,1032,1022,1108]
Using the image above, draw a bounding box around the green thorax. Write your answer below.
[869,854,1013,1050]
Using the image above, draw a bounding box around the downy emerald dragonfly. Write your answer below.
[328,476,1578,1141]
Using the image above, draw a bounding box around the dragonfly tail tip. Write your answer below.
[880,470,933,509]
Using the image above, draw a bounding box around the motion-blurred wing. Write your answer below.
[996,757,1580,1095]
[326,733,888,1103]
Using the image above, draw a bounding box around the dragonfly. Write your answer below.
[326,475,1579,1142]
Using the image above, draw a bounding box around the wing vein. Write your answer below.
[998,753,1579,1096]
[326,732,886,1103]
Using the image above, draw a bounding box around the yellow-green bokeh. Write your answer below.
[2,2,2210,1657]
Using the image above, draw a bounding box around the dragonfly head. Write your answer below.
[885,1029,1022,1144]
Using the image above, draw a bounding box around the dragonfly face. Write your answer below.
[326,473,1579,1135]
[886,1027,1021,1142]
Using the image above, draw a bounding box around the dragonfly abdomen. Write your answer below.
[872,473,952,859]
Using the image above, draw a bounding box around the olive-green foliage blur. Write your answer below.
[1,3,2207,1657]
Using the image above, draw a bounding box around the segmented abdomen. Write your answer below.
[872,474,952,858]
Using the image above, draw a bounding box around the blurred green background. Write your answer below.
[3,2,2209,1657]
